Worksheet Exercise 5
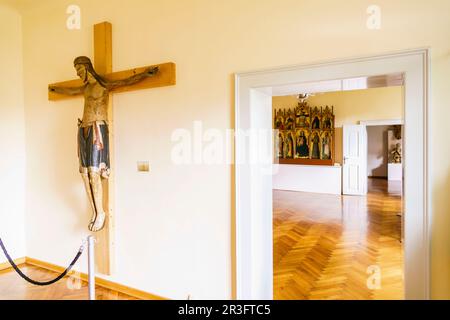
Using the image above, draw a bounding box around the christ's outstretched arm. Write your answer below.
[106,66,159,90]
[48,84,86,95]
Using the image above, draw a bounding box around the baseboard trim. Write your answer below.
[25,257,167,300]
[0,257,26,271]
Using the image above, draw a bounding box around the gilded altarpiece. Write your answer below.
[274,102,335,166]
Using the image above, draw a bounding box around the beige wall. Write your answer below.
[4,0,450,298]
[273,86,404,164]
[0,4,26,262]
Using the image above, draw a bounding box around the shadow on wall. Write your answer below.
[431,170,450,299]
[50,119,91,232]
[370,163,387,178]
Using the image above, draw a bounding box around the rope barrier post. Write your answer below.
[87,235,96,301]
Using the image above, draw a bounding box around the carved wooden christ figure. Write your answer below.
[49,56,158,232]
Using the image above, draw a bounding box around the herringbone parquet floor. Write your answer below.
[273,178,404,300]
[0,264,138,300]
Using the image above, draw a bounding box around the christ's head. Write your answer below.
[74,56,105,86]
[75,64,90,83]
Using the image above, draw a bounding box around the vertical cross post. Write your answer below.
[92,22,114,275]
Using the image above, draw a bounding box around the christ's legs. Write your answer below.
[88,172,106,232]
[81,172,97,228]
[78,122,109,232]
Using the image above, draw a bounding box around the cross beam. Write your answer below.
[48,22,176,275]
[48,62,176,101]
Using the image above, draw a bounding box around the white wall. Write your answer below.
[273,165,342,195]
[367,125,389,177]
[0,4,26,263]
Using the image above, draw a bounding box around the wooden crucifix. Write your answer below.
[48,22,176,275]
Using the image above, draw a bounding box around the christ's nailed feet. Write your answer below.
[89,212,106,232]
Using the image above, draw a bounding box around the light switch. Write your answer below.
[137,161,150,172]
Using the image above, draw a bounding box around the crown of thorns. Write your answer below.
[73,56,93,66]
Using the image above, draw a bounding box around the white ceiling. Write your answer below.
[271,73,404,96]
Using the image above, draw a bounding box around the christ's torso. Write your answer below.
[82,82,109,126]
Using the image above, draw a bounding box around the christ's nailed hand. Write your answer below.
[146,66,159,76]
[48,85,56,92]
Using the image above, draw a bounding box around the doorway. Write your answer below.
[272,87,405,299]
[234,49,429,300]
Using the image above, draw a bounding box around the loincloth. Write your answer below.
[77,120,110,178]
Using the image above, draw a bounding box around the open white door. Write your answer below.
[342,125,367,195]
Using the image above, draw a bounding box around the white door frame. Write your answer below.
[360,119,404,126]
[234,48,430,300]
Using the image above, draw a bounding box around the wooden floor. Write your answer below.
[1,178,402,300]
[273,178,404,300]
[0,264,138,300]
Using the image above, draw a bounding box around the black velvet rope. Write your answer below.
[0,237,84,286]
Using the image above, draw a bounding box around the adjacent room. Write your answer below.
[272,75,404,299]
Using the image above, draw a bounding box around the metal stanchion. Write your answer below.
[87,235,96,301]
